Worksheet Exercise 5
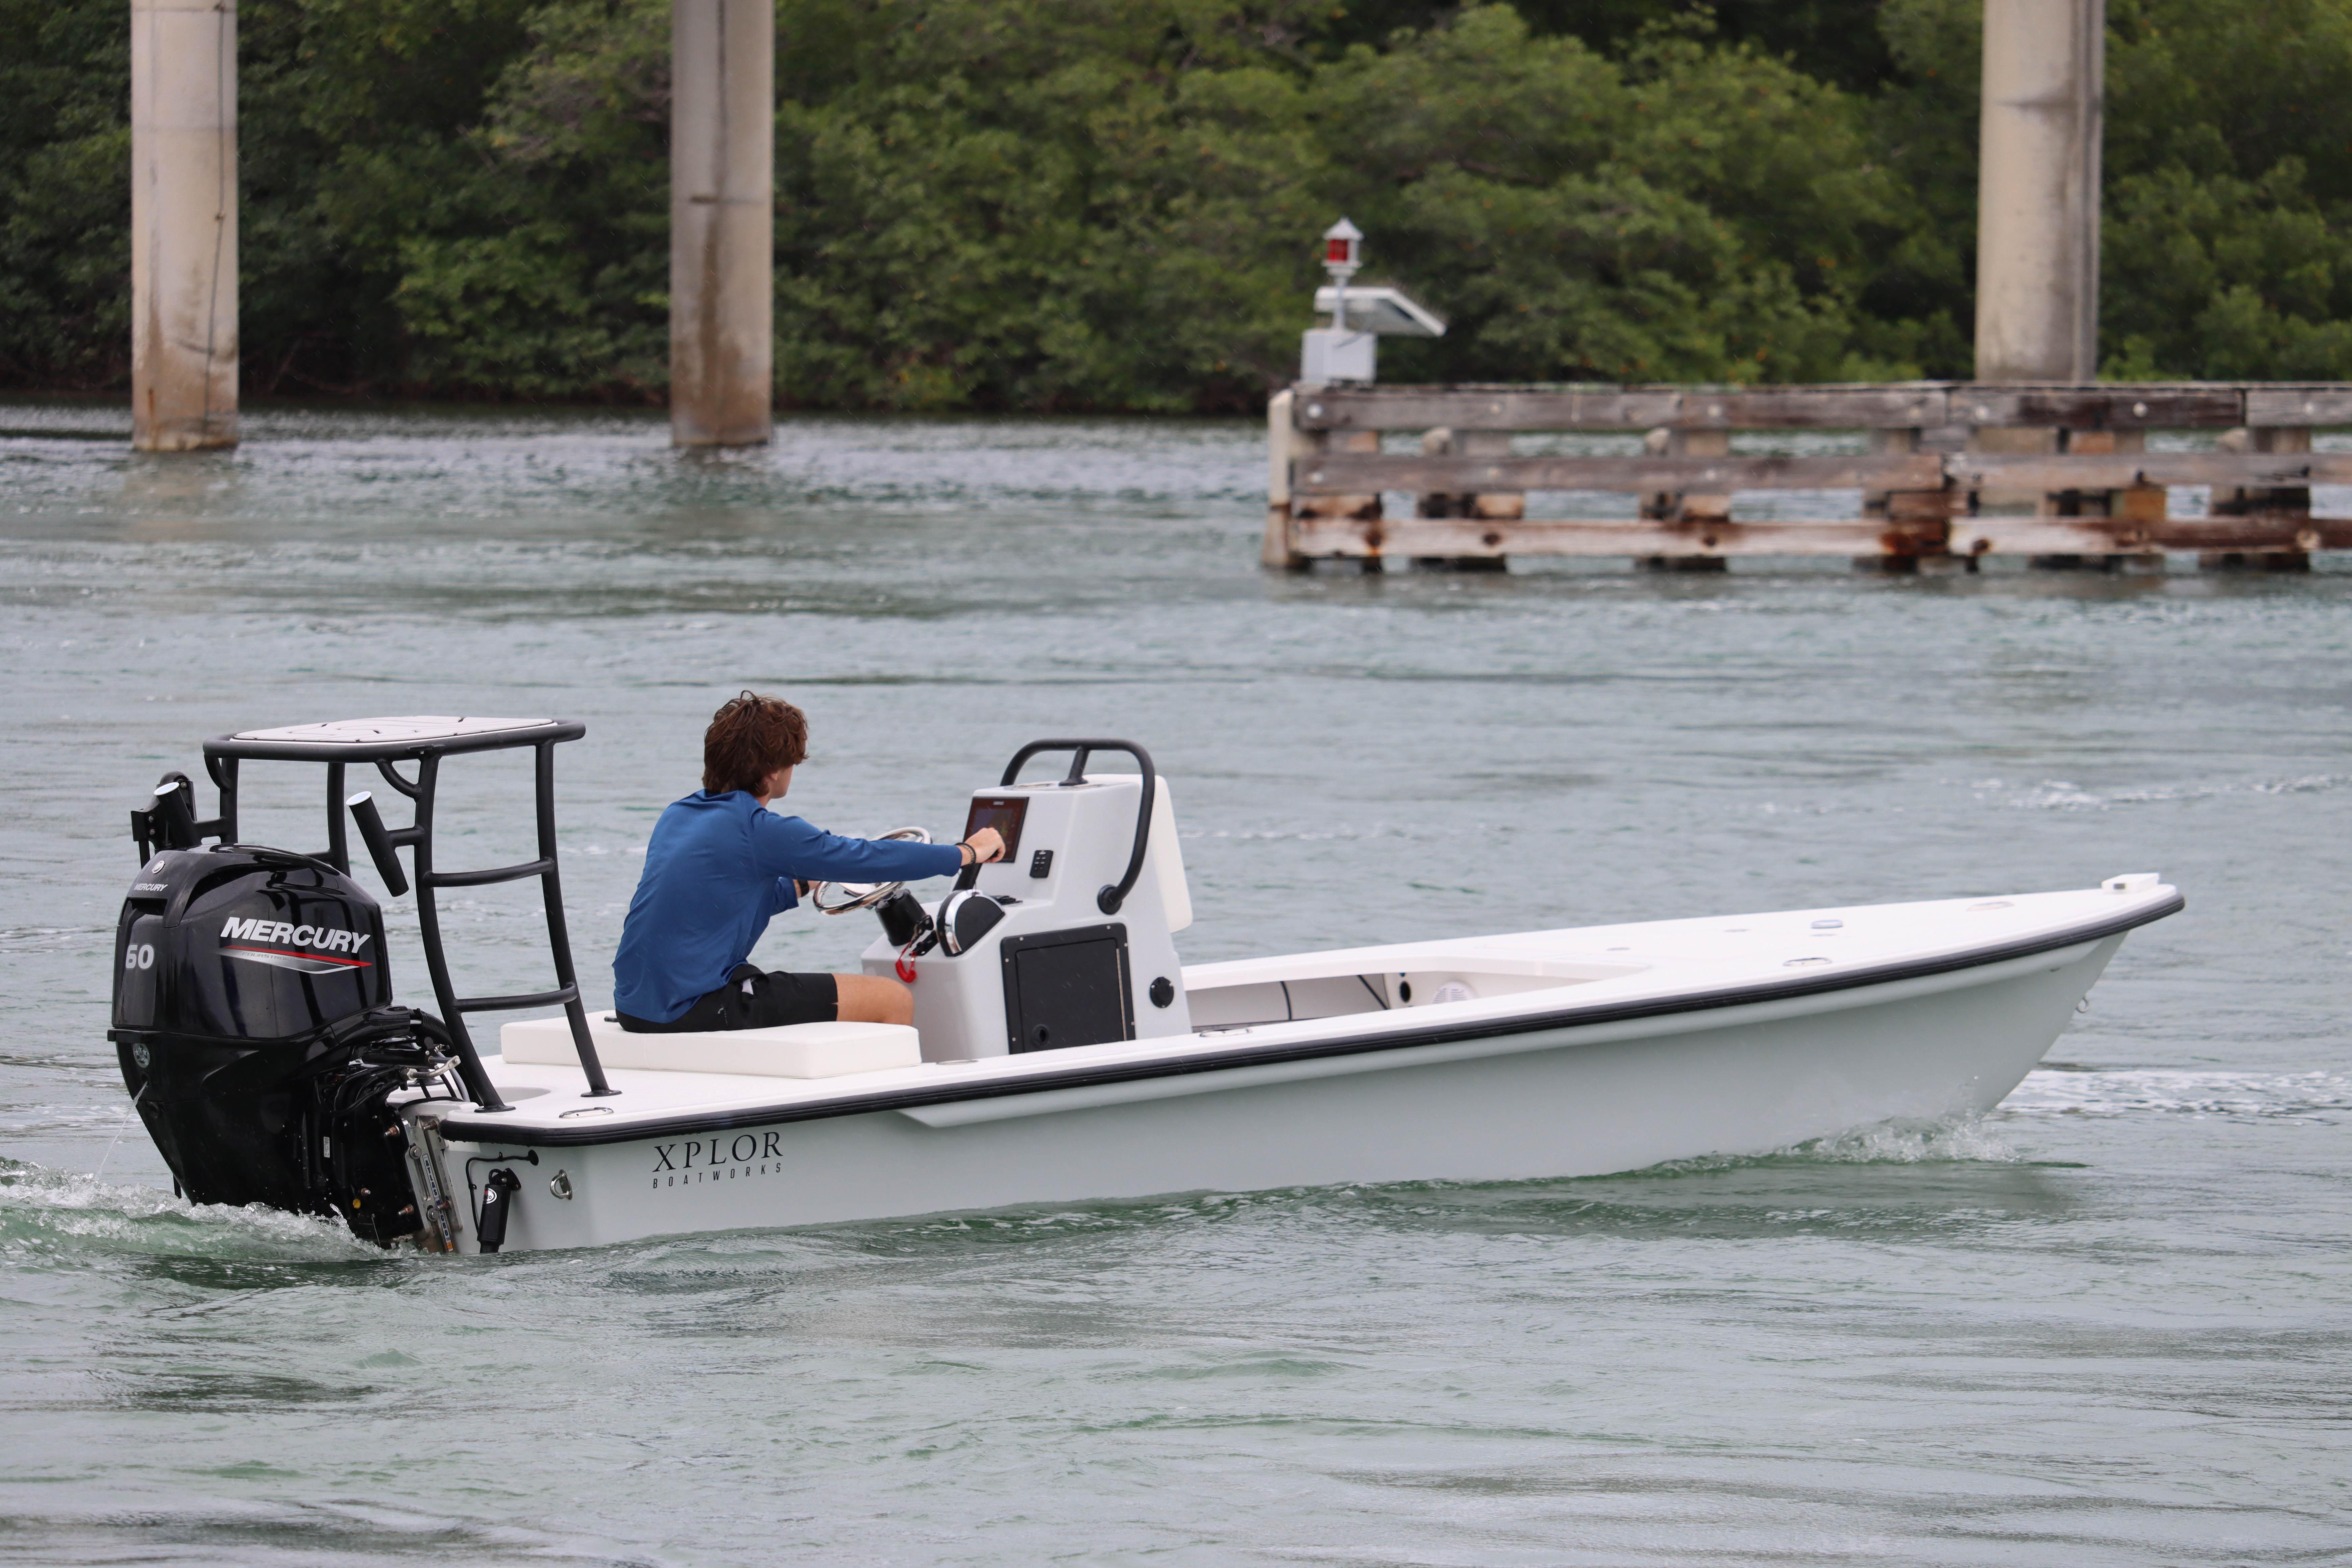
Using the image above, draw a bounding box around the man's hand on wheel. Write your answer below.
[961,827,1006,866]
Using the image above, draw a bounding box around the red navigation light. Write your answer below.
[1320,217,1363,274]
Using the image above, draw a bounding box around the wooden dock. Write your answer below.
[1264,382,2352,572]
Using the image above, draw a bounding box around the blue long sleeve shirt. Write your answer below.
[611,790,963,1023]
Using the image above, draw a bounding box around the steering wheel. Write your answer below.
[808,827,934,915]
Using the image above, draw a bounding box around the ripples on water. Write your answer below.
[2,403,2348,1564]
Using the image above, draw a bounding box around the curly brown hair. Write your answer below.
[703,691,809,795]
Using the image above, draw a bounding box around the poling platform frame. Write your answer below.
[154,717,613,1109]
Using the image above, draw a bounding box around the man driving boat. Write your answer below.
[612,691,1004,1031]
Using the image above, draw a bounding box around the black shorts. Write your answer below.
[616,965,838,1033]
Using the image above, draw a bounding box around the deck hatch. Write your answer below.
[1002,924,1133,1054]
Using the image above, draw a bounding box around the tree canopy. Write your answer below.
[5,0,2352,409]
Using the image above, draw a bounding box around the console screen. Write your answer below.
[962,795,1028,860]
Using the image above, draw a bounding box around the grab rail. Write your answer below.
[998,738,1157,915]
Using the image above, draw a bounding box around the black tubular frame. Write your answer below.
[996,739,1156,915]
[198,721,612,1109]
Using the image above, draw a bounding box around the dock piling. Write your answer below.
[1283,394,1381,570]
[2205,426,2315,571]
[1410,428,1513,570]
[1637,427,1730,573]
[1263,390,1310,570]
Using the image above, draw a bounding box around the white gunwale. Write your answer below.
[431,883,2181,1150]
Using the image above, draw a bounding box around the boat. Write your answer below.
[106,717,2184,1254]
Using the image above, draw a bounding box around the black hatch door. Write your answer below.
[1001,924,1134,1053]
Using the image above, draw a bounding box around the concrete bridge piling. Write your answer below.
[1975,0,2103,385]
[130,0,239,452]
[1970,0,2106,553]
[668,0,775,448]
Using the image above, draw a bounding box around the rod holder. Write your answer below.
[151,776,201,850]
[346,791,410,897]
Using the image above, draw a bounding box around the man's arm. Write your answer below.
[752,812,966,884]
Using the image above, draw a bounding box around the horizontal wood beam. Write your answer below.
[1291,518,1910,557]
[1286,516,2352,559]
[1295,387,1950,431]
[1947,517,2351,553]
[1292,450,2352,496]
[2129,517,2349,549]
[2245,389,2352,426]
[1290,382,2352,432]
[1294,452,1946,494]
[1945,451,2352,487]
[1949,389,2243,428]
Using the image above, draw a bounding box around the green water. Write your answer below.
[2,403,2348,1565]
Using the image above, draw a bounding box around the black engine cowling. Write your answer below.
[109,844,445,1243]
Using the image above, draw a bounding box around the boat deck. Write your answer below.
[430,881,2179,1145]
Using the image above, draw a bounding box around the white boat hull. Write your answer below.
[425,931,2126,1254]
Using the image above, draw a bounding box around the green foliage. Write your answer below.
[6,0,2352,405]
[0,0,131,387]
[764,0,1331,410]
[1878,0,2352,381]
[2100,0,2352,377]
[385,0,671,395]
[1312,12,1912,383]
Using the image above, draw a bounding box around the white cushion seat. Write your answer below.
[497,1014,919,1079]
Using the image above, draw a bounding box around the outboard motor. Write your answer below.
[109,831,457,1243]
[106,716,610,1251]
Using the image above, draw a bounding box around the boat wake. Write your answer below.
[32,1071,2320,1263]
[1966,770,2352,812]
[0,1157,376,1261]
[1780,1115,2024,1164]
[848,1117,2045,1245]
[0,1108,2055,1263]
[1639,1114,2026,1176]
[32,1069,2319,1259]
[2005,1064,2352,1122]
